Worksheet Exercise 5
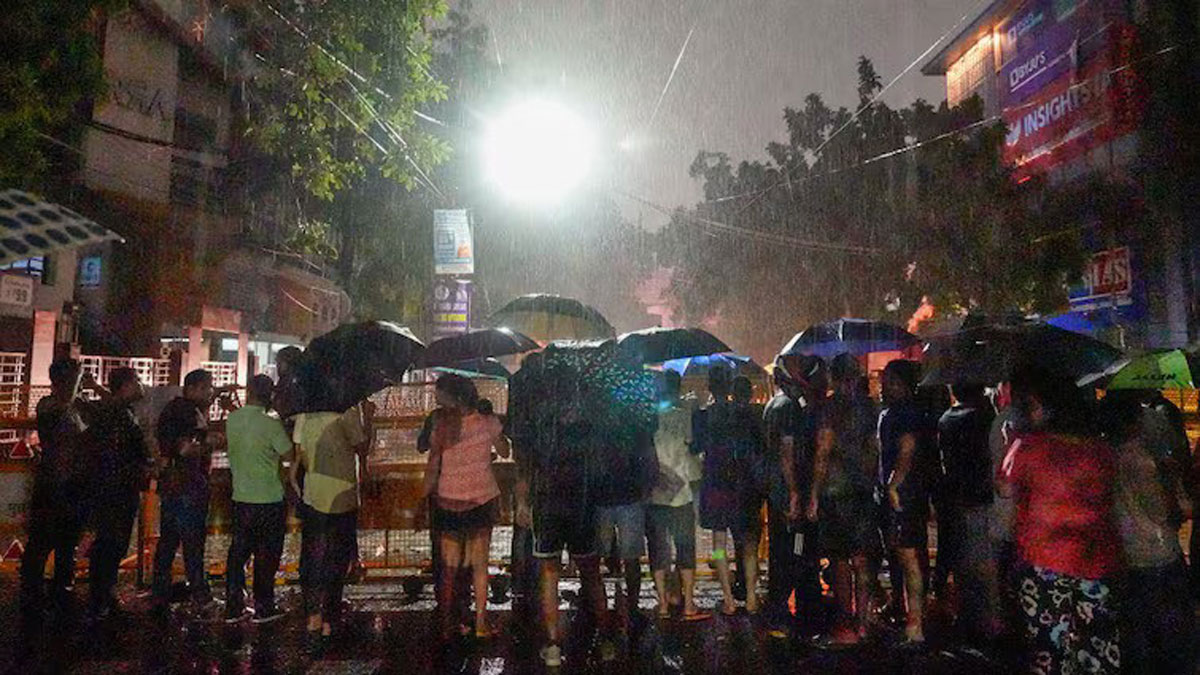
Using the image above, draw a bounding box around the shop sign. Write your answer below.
[1069,247,1132,311]
[0,275,33,308]
[433,209,474,276]
[998,0,1141,176]
[432,278,471,338]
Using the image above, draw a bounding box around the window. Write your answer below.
[947,34,993,107]
[0,257,45,278]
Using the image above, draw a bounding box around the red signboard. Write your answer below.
[1069,247,1132,310]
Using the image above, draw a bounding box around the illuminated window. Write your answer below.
[947,34,993,107]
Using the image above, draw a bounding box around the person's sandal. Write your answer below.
[682,609,712,622]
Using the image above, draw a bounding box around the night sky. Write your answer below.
[476,0,973,226]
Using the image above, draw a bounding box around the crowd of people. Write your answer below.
[15,346,1200,673]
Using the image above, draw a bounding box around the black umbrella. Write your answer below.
[921,320,1124,387]
[416,328,538,368]
[299,321,425,412]
[487,294,615,343]
[431,358,511,380]
[615,327,731,365]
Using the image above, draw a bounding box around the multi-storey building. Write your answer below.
[922,0,1193,349]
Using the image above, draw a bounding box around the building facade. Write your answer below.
[922,0,1193,349]
[46,1,351,384]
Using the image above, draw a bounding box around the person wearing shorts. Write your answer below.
[697,369,766,616]
[425,374,509,640]
[646,371,704,619]
[810,355,879,644]
[878,360,937,644]
[595,501,646,622]
[514,365,611,667]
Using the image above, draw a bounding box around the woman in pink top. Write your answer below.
[426,374,510,640]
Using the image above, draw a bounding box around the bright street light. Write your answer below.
[483,99,594,206]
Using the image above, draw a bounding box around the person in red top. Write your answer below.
[999,363,1121,675]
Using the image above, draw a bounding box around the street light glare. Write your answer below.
[484,99,593,205]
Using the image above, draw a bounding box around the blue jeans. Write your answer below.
[152,495,210,601]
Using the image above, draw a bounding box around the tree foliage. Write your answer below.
[0,1,125,189]
[661,57,1088,358]
[243,0,451,201]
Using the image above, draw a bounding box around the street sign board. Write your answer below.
[433,209,474,275]
[432,278,472,339]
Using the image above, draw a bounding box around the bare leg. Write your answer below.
[576,555,609,636]
[438,533,465,639]
[622,558,642,619]
[540,558,562,645]
[653,569,670,616]
[681,568,699,615]
[712,530,735,614]
[898,547,926,641]
[741,541,760,613]
[467,529,492,634]
[852,554,873,637]
[831,559,857,640]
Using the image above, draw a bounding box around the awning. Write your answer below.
[0,189,124,263]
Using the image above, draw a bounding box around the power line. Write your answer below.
[614,189,878,256]
[698,35,1185,208]
[811,0,994,160]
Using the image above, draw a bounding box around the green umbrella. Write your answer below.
[1107,349,1195,390]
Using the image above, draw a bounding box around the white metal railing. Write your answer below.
[81,355,172,388]
[201,361,238,387]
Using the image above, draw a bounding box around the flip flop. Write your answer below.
[682,610,712,622]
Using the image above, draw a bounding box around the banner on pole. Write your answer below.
[433,209,474,275]
[432,278,472,338]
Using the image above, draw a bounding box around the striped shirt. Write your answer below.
[428,412,503,511]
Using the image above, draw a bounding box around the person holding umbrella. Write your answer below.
[424,374,509,640]
[289,399,374,640]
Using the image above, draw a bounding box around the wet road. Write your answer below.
[0,575,1011,674]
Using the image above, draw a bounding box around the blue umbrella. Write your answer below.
[662,353,764,378]
[780,318,920,358]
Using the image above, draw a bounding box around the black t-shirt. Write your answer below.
[764,393,819,509]
[89,401,152,493]
[35,396,91,486]
[156,397,210,499]
[937,403,996,508]
[529,418,595,516]
[878,400,937,489]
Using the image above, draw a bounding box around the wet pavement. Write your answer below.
[0,572,1016,675]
